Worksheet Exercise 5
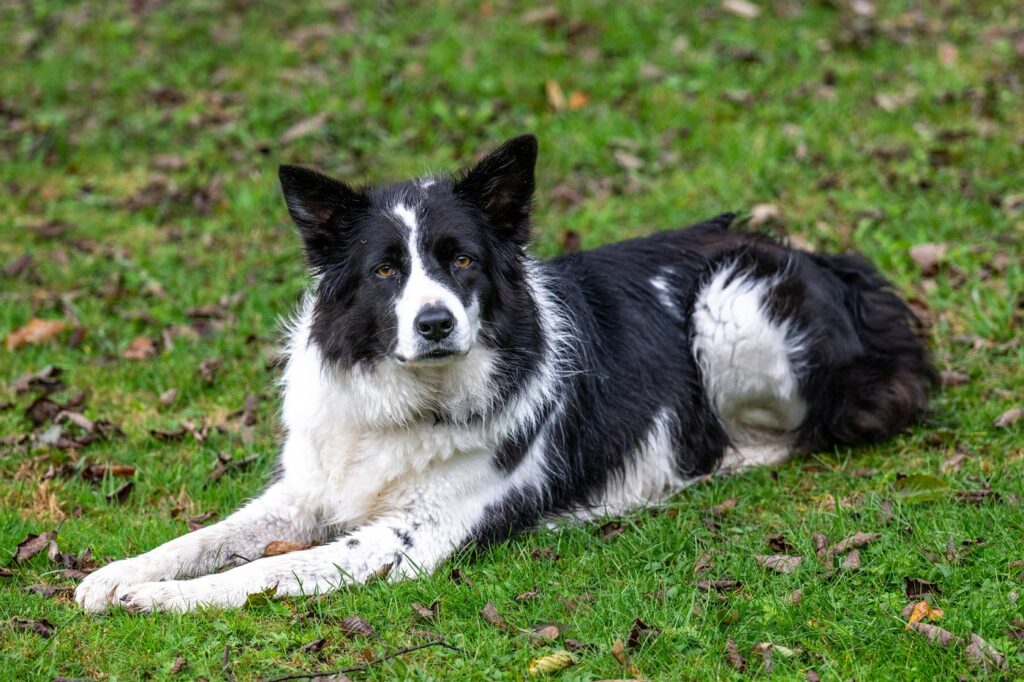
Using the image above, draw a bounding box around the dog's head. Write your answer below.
[279,135,538,369]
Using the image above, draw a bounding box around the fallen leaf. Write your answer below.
[907,621,959,648]
[708,498,737,517]
[613,150,644,171]
[994,407,1023,428]
[756,555,803,574]
[749,203,780,228]
[905,577,942,600]
[106,481,134,504]
[26,584,73,599]
[187,511,217,531]
[535,624,561,640]
[599,521,626,541]
[12,531,57,563]
[515,588,540,602]
[170,655,188,675]
[812,533,829,562]
[722,0,760,19]
[697,579,742,592]
[937,43,958,67]
[124,336,157,360]
[81,464,136,482]
[159,388,179,406]
[545,80,567,111]
[6,319,66,351]
[826,532,880,559]
[789,589,804,605]
[754,642,774,674]
[279,112,328,145]
[840,550,861,570]
[263,540,312,556]
[567,91,588,110]
[10,366,65,394]
[903,601,944,628]
[909,243,947,276]
[528,650,574,676]
[941,452,968,473]
[480,601,508,628]
[299,637,327,654]
[410,601,438,621]
[337,615,375,638]
[610,638,629,667]
[627,618,659,649]
[766,534,796,553]
[966,632,1007,671]
[198,357,222,384]
[726,636,746,671]
[939,370,969,387]
[807,670,821,682]
[694,552,714,575]
[11,618,55,637]
[955,489,1001,505]
[449,568,472,586]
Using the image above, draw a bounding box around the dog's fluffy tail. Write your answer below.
[691,240,935,454]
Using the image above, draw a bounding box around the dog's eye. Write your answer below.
[374,264,396,278]
[453,255,473,269]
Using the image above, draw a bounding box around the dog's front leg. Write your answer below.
[116,459,514,612]
[75,480,323,612]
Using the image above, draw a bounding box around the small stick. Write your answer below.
[264,640,464,682]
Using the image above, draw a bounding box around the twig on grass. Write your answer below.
[263,639,465,681]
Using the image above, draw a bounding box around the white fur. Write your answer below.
[391,203,476,361]
[76,258,571,613]
[650,272,682,319]
[692,264,806,463]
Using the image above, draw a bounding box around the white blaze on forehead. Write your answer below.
[392,202,473,360]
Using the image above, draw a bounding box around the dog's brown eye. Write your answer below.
[453,255,473,269]
[375,264,396,278]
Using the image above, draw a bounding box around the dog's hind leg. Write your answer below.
[691,255,807,471]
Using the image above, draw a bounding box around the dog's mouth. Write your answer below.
[394,347,467,365]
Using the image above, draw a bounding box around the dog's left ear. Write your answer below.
[455,134,537,245]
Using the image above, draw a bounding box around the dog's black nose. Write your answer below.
[415,307,455,341]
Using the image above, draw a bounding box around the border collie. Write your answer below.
[77,135,934,612]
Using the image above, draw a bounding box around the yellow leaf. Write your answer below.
[528,650,574,676]
[545,80,566,111]
[567,91,589,110]
[905,600,944,629]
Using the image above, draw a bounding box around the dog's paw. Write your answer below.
[115,577,246,613]
[76,558,160,613]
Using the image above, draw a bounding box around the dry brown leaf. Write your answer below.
[812,532,829,561]
[756,555,803,574]
[840,549,861,570]
[697,579,742,592]
[410,601,438,621]
[826,532,880,559]
[966,632,1007,671]
[610,638,629,668]
[789,589,804,605]
[12,531,58,563]
[722,0,760,19]
[12,618,55,638]
[279,112,328,145]
[535,624,560,640]
[124,336,157,360]
[336,615,375,638]
[545,80,567,111]
[907,621,959,648]
[909,243,947,276]
[726,636,746,671]
[994,407,1023,428]
[627,618,659,649]
[941,452,968,473]
[514,588,540,602]
[480,601,507,628]
[749,203,780,228]
[6,319,67,351]
[937,43,958,67]
[905,577,942,599]
[708,498,737,517]
[263,540,312,557]
[939,370,969,387]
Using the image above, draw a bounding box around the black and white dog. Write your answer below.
[77,135,933,612]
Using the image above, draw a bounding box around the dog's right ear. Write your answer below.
[279,165,365,264]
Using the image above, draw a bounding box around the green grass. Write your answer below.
[2,0,1023,679]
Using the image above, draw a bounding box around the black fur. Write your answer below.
[279,135,934,550]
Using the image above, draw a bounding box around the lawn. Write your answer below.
[1,0,1023,679]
